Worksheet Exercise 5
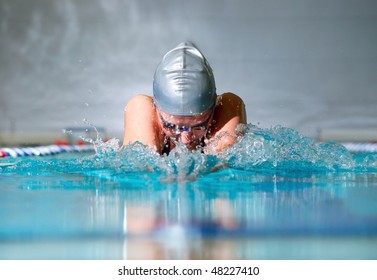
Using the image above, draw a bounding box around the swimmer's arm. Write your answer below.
[123,94,164,153]
[204,92,247,154]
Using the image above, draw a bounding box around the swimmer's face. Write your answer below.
[158,109,213,149]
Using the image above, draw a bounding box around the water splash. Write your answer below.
[220,125,358,173]
[2,124,377,182]
[84,124,376,179]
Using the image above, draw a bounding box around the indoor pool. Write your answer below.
[1,125,377,259]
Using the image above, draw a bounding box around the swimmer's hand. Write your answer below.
[204,123,246,154]
[203,131,238,155]
[209,162,228,172]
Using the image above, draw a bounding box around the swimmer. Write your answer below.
[123,41,246,154]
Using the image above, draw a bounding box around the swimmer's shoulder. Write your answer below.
[216,92,244,105]
[125,94,159,129]
[211,92,246,132]
[125,94,154,109]
[214,92,246,118]
[123,94,162,149]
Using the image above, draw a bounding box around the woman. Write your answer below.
[123,41,246,154]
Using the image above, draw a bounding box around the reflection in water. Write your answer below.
[70,171,377,259]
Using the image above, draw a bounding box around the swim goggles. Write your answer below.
[158,106,215,133]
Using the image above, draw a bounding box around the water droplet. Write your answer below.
[62,129,73,135]
[84,102,89,107]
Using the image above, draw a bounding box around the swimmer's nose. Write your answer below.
[179,131,194,145]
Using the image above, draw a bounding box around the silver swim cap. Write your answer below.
[153,41,216,116]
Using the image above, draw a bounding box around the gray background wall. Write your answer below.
[1,0,376,145]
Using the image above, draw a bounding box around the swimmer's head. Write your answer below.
[153,41,217,116]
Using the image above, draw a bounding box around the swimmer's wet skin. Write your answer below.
[123,41,246,155]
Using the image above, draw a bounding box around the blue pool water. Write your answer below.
[1,125,377,259]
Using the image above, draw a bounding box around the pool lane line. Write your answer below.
[0,144,94,158]
[341,143,377,153]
